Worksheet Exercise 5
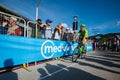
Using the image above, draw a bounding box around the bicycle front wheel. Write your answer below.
[72,47,79,62]
[82,52,86,59]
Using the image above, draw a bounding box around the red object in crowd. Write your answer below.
[13,28,21,36]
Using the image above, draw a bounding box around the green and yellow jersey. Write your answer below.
[77,28,88,38]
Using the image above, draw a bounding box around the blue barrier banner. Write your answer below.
[86,43,93,51]
[0,35,92,68]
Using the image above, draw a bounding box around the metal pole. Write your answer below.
[35,0,41,38]
[36,7,38,20]
[27,21,37,38]
[35,7,38,38]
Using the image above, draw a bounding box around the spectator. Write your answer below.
[7,17,21,36]
[69,29,75,42]
[0,19,9,34]
[38,23,45,38]
[106,41,109,51]
[117,39,120,52]
[40,19,53,39]
[36,18,42,26]
[113,38,117,52]
[63,28,70,41]
[109,40,112,51]
[52,23,64,40]
[0,14,5,25]
[62,28,74,41]
[36,18,43,38]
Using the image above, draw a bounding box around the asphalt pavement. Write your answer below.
[0,51,120,80]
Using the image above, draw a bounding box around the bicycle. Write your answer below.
[72,42,86,62]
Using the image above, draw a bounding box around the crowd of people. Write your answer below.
[0,15,75,42]
[1,10,120,53]
[0,16,119,53]
[0,17,21,36]
[93,38,120,52]
[0,14,87,43]
[37,18,76,42]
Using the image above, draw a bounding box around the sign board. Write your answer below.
[0,35,92,68]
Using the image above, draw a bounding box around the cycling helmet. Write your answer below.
[80,24,85,27]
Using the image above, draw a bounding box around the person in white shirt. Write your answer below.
[52,23,64,40]
[42,19,53,39]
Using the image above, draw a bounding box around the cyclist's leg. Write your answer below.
[83,44,86,52]
[82,39,87,58]
[78,43,82,58]
[79,47,83,53]
[82,38,87,52]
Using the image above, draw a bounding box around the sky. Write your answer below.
[0,0,120,36]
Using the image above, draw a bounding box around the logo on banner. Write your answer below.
[41,40,55,59]
[41,40,78,59]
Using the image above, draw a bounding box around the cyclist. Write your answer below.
[73,24,88,53]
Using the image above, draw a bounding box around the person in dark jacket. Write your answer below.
[0,19,9,34]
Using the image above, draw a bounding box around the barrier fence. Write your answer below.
[0,34,93,68]
[0,11,93,69]
[26,21,41,38]
[0,11,27,37]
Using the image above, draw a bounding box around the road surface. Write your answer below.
[0,51,120,80]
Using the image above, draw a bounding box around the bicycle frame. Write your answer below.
[72,42,86,62]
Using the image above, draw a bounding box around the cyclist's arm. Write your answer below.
[73,32,80,41]
[73,35,79,41]
[82,29,88,44]
[83,35,87,40]
[83,29,88,39]
[82,35,87,44]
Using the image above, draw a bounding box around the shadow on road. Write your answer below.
[87,55,120,62]
[78,60,120,74]
[95,52,120,59]
[85,57,120,68]
[0,59,18,80]
[0,71,18,80]
[37,68,48,78]
[103,54,120,59]
[37,63,105,80]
